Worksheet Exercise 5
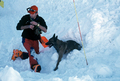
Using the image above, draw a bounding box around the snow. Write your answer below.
[0,66,24,81]
[0,0,120,81]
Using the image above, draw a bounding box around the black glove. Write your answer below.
[34,26,42,35]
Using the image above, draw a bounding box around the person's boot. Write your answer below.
[11,49,23,61]
[32,64,41,72]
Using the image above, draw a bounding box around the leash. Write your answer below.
[73,0,88,65]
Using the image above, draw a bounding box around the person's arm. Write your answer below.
[21,25,34,30]
[30,21,47,33]
[16,15,35,30]
[20,25,29,30]
[37,23,47,33]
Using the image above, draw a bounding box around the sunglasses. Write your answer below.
[27,8,37,12]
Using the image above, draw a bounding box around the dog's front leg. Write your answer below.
[54,52,63,71]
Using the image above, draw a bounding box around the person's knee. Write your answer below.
[21,52,29,59]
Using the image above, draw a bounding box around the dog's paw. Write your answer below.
[54,67,58,71]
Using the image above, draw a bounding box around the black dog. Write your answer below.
[46,34,82,71]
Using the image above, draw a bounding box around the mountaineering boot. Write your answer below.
[11,49,23,61]
[32,64,41,72]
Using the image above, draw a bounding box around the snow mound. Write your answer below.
[96,65,112,78]
[69,75,94,81]
[0,66,23,81]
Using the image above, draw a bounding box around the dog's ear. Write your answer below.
[55,36,58,39]
[55,36,58,41]
[53,33,55,38]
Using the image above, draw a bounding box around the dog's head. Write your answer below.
[46,34,58,48]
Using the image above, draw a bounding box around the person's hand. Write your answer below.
[30,21,38,26]
[29,25,34,30]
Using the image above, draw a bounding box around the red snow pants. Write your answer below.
[22,38,39,69]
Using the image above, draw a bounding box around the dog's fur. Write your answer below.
[46,34,82,71]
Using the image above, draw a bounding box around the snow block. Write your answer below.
[0,66,24,81]
[96,65,112,78]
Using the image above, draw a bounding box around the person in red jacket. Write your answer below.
[11,5,47,72]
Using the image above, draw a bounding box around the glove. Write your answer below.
[34,26,42,35]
